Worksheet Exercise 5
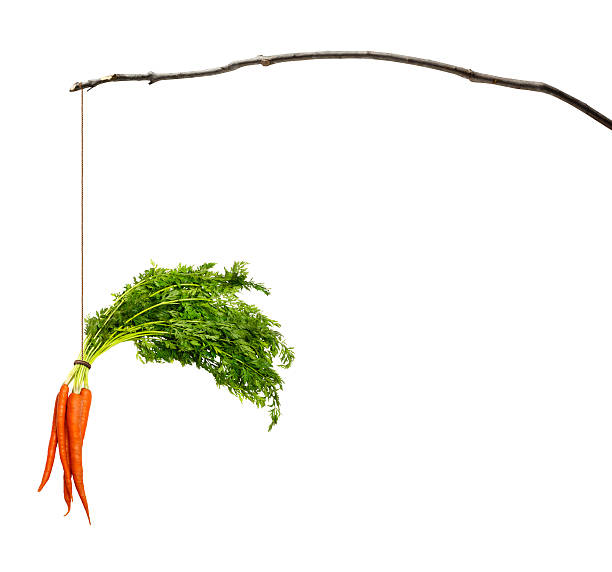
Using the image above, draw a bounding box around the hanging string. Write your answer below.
[80,83,84,361]
[74,85,91,372]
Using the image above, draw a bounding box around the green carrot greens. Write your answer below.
[67,261,294,429]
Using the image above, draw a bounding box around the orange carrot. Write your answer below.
[79,388,92,443]
[37,393,59,492]
[56,384,72,515]
[67,391,90,524]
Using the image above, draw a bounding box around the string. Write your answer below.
[81,84,84,361]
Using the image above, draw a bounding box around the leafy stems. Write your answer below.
[67,261,294,429]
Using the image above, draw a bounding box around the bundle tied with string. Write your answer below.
[38,77,294,523]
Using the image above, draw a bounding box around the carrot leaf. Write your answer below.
[80,261,294,429]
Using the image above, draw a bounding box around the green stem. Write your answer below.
[149,283,201,297]
[88,330,168,361]
[125,298,212,323]
[91,276,215,345]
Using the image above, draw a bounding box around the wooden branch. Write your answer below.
[70,51,612,132]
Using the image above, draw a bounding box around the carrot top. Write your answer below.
[64,261,293,429]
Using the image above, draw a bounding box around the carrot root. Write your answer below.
[56,384,72,515]
[67,391,91,524]
[38,393,59,492]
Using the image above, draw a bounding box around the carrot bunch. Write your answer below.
[38,380,92,524]
[38,261,294,522]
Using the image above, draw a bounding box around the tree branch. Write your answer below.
[70,50,612,132]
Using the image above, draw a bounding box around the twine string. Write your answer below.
[74,85,91,373]
[80,84,84,362]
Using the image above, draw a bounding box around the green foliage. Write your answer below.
[83,261,294,429]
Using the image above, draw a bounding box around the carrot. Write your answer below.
[56,384,72,514]
[67,391,90,524]
[37,393,59,492]
[79,388,92,443]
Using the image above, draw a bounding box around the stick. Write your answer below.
[70,50,612,132]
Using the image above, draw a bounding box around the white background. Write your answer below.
[1,1,611,570]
